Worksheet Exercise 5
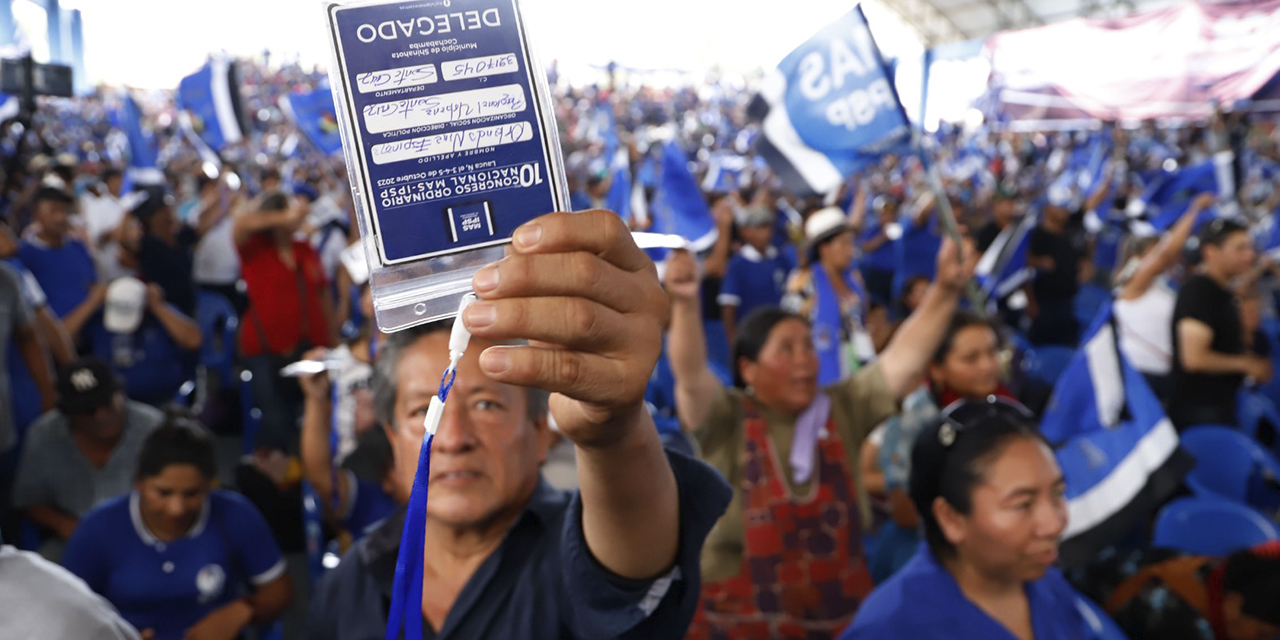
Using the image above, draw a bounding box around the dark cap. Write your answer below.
[57,357,123,415]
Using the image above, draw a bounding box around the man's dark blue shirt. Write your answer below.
[306,450,731,640]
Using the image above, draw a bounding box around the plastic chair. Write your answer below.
[196,291,239,389]
[1239,390,1280,453]
[1153,497,1280,556]
[1075,595,1129,640]
[1181,427,1280,505]
[1021,346,1076,388]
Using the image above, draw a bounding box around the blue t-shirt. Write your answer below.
[16,238,96,318]
[717,245,793,321]
[858,221,897,272]
[85,313,194,406]
[842,543,1100,640]
[899,217,941,281]
[62,491,286,640]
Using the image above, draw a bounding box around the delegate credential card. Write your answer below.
[327,0,562,265]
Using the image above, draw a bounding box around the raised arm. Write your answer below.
[298,349,353,519]
[1120,192,1213,301]
[231,196,302,247]
[877,236,977,399]
[144,285,202,351]
[462,210,679,580]
[665,249,728,432]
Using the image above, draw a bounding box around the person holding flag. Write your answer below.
[666,230,975,638]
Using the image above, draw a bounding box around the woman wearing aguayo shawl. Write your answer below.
[305,210,731,640]
[667,229,976,639]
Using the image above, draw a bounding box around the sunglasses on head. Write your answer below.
[937,395,1035,449]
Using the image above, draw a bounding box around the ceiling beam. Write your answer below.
[866,0,970,47]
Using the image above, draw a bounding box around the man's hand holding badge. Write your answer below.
[461,209,681,579]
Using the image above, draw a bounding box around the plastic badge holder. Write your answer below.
[324,0,569,332]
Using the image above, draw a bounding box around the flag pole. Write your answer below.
[858,5,988,316]
[914,132,989,316]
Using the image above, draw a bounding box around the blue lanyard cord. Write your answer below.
[385,294,475,640]
[386,366,459,640]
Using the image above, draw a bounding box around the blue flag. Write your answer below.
[749,6,911,195]
[117,93,163,185]
[281,83,343,156]
[604,148,632,222]
[1040,303,1192,567]
[177,58,247,153]
[701,151,749,193]
[1141,161,1219,231]
[975,213,1036,305]
[650,140,717,251]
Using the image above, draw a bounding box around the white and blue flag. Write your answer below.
[177,57,248,154]
[117,92,164,186]
[1040,303,1193,567]
[974,213,1036,307]
[748,6,911,195]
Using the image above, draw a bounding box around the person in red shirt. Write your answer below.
[233,192,337,452]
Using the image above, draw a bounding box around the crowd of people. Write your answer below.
[1,53,1280,640]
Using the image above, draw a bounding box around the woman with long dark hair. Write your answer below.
[843,399,1098,639]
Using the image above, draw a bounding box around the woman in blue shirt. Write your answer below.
[843,398,1106,640]
[63,419,293,640]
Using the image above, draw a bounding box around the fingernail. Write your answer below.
[479,349,510,374]
[513,224,542,249]
[465,303,497,329]
[473,265,499,292]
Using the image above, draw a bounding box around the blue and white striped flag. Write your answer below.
[1041,303,1193,567]
[748,6,911,195]
[117,93,164,185]
[177,57,247,153]
[975,213,1036,305]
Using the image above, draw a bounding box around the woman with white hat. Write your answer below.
[782,207,875,387]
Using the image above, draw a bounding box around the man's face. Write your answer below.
[1206,231,1256,278]
[34,199,71,241]
[382,332,551,530]
[71,392,127,443]
[105,176,123,198]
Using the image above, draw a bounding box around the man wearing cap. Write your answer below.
[718,204,793,348]
[784,207,875,386]
[73,276,202,407]
[12,357,163,554]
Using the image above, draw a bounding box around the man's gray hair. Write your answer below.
[371,319,549,429]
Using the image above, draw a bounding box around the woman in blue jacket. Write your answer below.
[843,398,1108,640]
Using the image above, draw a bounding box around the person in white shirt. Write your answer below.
[0,543,140,639]
[1113,193,1214,399]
